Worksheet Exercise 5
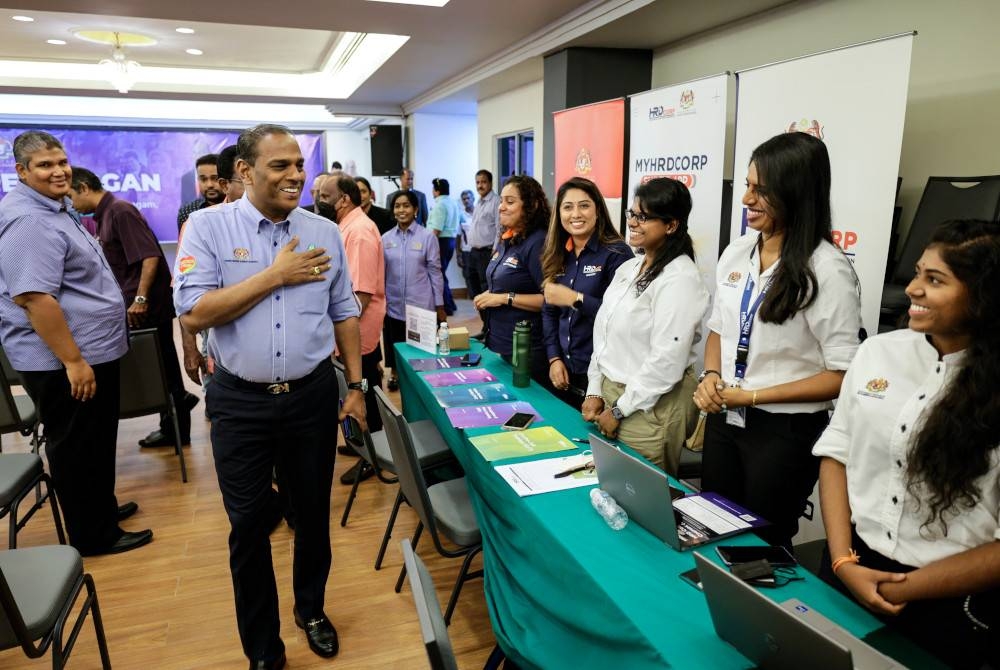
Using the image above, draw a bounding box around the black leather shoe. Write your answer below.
[138,430,190,448]
[82,529,153,556]
[337,444,355,455]
[249,652,285,670]
[182,392,200,412]
[294,610,339,658]
[117,501,139,521]
[339,459,374,485]
[387,376,399,391]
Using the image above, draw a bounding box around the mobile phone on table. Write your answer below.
[679,567,703,591]
[461,353,482,366]
[715,545,797,567]
[501,412,535,431]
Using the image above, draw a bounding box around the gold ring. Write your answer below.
[311,266,321,275]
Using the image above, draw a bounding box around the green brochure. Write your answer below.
[468,426,576,462]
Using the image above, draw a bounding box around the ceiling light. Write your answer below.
[175,27,195,34]
[365,0,449,5]
[47,39,67,45]
[99,32,141,94]
[185,48,203,56]
[12,15,34,21]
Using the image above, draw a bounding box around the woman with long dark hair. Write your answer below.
[693,132,863,548]
[813,219,1000,669]
[583,178,707,474]
[473,175,551,386]
[540,177,633,409]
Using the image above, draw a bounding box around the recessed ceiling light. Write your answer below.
[46,39,67,45]
[175,27,195,34]
[186,48,203,56]
[12,15,34,22]
[365,0,449,5]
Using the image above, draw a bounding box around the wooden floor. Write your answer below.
[0,301,496,669]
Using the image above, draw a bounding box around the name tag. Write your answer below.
[411,242,423,250]
[726,408,746,428]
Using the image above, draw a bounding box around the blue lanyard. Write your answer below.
[735,251,775,381]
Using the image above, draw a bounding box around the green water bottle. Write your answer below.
[512,320,531,388]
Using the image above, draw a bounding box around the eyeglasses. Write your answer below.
[625,209,656,224]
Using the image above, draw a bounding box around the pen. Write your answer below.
[553,461,594,479]
[571,437,590,444]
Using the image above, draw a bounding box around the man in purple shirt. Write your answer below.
[174,124,365,669]
[69,166,197,449]
[0,131,152,556]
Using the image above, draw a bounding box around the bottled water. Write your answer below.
[438,322,450,355]
[590,488,628,530]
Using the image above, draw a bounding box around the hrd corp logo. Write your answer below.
[648,105,675,120]
[641,173,696,189]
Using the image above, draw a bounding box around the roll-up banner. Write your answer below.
[627,73,729,295]
[731,33,914,335]
[553,98,626,218]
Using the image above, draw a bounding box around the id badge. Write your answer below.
[726,407,746,428]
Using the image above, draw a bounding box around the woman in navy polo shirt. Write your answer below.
[540,177,633,409]
[473,175,550,387]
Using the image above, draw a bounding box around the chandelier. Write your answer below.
[98,32,141,94]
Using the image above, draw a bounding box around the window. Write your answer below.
[496,130,534,185]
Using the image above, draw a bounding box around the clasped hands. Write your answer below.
[692,372,755,414]
[581,396,619,439]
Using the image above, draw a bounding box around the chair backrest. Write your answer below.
[891,175,1000,284]
[0,347,21,387]
[374,387,438,535]
[0,369,24,434]
[118,328,170,419]
[400,539,459,670]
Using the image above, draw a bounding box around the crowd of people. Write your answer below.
[0,125,996,670]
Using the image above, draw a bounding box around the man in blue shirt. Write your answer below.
[0,131,152,556]
[426,177,462,315]
[174,124,366,670]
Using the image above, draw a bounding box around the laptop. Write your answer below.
[589,434,767,550]
[694,553,906,670]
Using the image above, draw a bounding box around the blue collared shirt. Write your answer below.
[0,182,128,371]
[173,198,359,383]
[484,229,546,357]
[382,223,443,320]
[542,237,634,375]
[426,195,462,238]
[466,191,499,249]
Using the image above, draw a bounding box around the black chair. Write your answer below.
[0,453,65,549]
[375,387,481,624]
[0,346,40,453]
[119,328,188,482]
[881,175,1000,328]
[0,545,112,669]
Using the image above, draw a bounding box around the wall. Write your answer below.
[408,112,479,289]
[477,80,545,183]
[650,0,1000,244]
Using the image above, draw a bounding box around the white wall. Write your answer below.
[477,80,545,182]
[408,112,479,290]
[650,0,1000,245]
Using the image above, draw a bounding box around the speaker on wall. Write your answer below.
[370,125,403,176]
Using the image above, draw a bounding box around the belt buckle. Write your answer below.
[266,382,290,395]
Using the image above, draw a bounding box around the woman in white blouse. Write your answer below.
[693,132,863,548]
[583,177,708,475]
[813,219,1000,669]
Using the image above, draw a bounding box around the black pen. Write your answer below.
[553,461,594,479]
[571,437,590,444]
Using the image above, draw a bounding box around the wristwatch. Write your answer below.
[572,292,584,310]
[507,291,515,306]
[698,369,721,382]
[610,403,625,421]
[133,295,147,304]
[347,379,368,393]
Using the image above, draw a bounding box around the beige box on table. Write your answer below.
[448,327,470,351]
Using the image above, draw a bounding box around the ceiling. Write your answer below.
[0,0,795,118]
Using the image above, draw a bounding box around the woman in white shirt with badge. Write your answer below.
[693,132,862,549]
[813,220,999,670]
[583,177,708,475]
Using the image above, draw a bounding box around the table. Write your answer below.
[396,342,939,669]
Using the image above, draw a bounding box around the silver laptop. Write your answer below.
[694,553,906,670]
[589,434,764,550]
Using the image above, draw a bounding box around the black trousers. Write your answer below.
[819,529,1000,669]
[701,407,827,549]
[20,360,123,553]
[153,319,191,441]
[361,347,383,433]
[551,370,588,411]
[439,236,457,314]
[466,246,492,319]
[383,316,407,371]
[207,360,338,664]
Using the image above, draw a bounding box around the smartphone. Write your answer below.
[679,567,703,591]
[716,545,797,567]
[501,412,535,431]
[461,353,482,366]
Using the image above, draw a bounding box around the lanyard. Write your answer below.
[735,249,775,381]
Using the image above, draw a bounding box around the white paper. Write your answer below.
[494,454,597,497]
[405,304,438,354]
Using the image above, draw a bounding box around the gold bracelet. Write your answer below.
[752,390,758,407]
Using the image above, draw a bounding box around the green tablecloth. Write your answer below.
[395,342,927,669]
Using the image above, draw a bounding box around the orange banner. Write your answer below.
[553,99,625,197]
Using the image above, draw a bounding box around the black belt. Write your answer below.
[472,245,492,251]
[214,358,332,395]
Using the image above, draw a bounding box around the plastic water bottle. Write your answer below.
[590,488,628,530]
[511,320,531,387]
[437,322,450,355]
